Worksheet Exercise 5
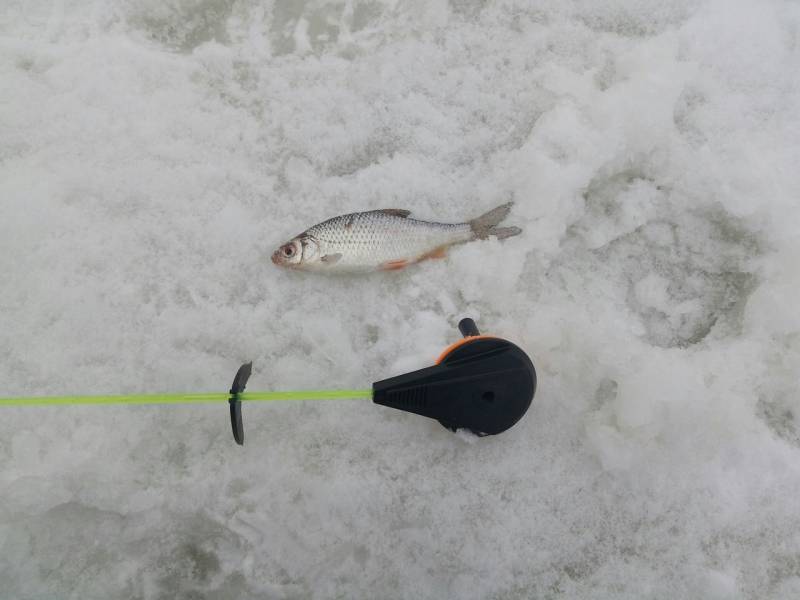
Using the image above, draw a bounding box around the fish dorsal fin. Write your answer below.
[376,209,411,218]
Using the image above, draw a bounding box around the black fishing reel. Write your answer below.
[373,318,536,436]
[228,318,537,444]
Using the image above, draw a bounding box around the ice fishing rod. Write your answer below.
[0,318,536,445]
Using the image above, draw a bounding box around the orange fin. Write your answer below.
[380,259,409,271]
[420,246,448,260]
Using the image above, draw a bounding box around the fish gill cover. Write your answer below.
[1,0,799,598]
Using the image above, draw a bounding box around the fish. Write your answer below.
[271,202,521,273]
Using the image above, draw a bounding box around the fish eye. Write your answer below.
[283,245,295,257]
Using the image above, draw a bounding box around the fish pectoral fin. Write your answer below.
[421,246,448,260]
[380,259,409,271]
[376,209,411,218]
[321,253,343,264]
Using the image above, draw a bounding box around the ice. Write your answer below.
[1,0,800,598]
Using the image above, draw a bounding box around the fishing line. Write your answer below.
[0,389,373,407]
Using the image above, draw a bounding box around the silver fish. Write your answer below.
[271,202,521,273]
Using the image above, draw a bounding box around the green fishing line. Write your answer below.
[0,389,373,407]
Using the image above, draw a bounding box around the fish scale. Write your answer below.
[309,211,471,267]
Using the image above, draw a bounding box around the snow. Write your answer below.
[1,0,799,597]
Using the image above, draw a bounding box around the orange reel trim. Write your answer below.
[435,335,497,365]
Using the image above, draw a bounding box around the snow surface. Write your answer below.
[1,0,800,598]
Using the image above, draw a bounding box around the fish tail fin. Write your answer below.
[489,226,522,240]
[468,202,521,240]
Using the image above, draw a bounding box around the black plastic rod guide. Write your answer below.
[229,362,252,445]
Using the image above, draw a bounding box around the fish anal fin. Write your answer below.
[420,246,448,260]
[377,209,411,218]
[380,259,409,271]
